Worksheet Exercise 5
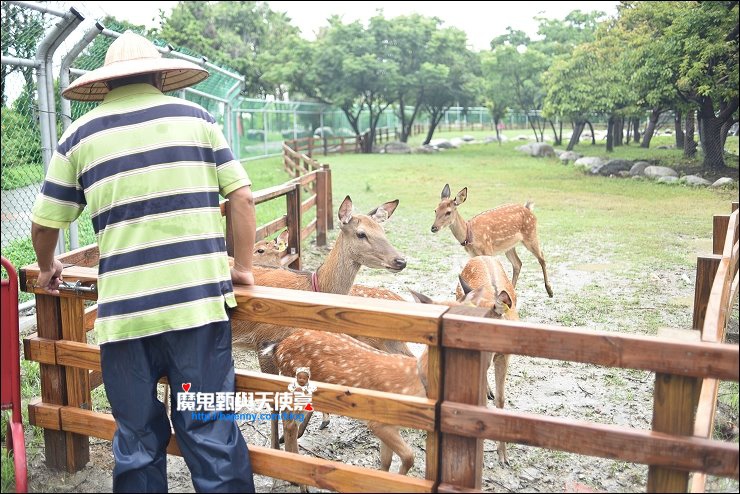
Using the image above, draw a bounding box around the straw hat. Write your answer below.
[63,30,209,102]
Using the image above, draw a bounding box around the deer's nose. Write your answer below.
[431,226,438,233]
[393,258,407,270]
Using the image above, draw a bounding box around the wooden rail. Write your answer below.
[18,202,739,492]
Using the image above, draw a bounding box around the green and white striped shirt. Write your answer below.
[31,84,251,344]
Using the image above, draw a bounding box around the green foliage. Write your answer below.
[1,105,43,190]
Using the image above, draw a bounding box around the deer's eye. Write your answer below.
[356,231,367,239]
[445,211,451,216]
[257,248,265,254]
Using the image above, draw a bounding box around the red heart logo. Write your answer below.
[304,403,314,411]
[182,383,191,392]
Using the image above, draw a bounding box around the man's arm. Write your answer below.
[31,222,65,295]
[226,185,256,286]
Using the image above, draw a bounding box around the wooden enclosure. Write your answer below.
[18,166,739,493]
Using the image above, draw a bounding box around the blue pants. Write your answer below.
[101,321,255,493]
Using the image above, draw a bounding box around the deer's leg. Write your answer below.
[283,417,309,492]
[522,235,553,298]
[379,440,393,472]
[319,413,331,430]
[257,351,282,449]
[504,248,523,287]
[367,421,415,475]
[486,354,495,400]
[296,411,313,439]
[493,352,510,465]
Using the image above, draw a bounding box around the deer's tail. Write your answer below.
[524,201,535,211]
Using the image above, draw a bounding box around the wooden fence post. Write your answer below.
[286,183,302,270]
[692,255,722,332]
[438,307,488,490]
[713,215,730,255]
[321,164,334,230]
[31,294,89,472]
[316,169,327,247]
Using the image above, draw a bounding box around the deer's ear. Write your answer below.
[368,199,399,223]
[493,290,513,316]
[338,196,353,224]
[458,275,473,296]
[275,239,288,253]
[409,289,435,304]
[276,229,289,245]
[441,183,451,199]
[454,187,468,206]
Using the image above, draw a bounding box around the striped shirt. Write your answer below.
[31,84,251,344]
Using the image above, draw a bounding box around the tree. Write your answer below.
[159,2,299,97]
[420,27,480,145]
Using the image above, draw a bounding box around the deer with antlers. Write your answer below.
[263,265,517,485]
[431,183,553,298]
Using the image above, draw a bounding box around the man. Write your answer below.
[31,30,256,493]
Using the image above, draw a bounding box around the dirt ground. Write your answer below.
[19,224,740,493]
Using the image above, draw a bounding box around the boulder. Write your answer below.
[679,175,712,187]
[644,165,679,179]
[596,159,633,176]
[559,151,582,164]
[712,177,735,188]
[450,137,465,147]
[657,176,679,184]
[429,138,456,149]
[629,161,651,176]
[573,157,604,169]
[383,141,412,154]
[461,135,475,142]
[529,142,555,158]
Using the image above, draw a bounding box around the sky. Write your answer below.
[73,1,620,51]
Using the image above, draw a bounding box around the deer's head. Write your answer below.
[253,230,289,267]
[431,183,467,233]
[409,277,518,322]
[338,195,407,272]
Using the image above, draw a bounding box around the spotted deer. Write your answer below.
[231,195,407,448]
[411,255,519,465]
[250,226,414,438]
[431,183,553,298]
[264,280,511,485]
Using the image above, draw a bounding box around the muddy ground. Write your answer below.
[18,223,740,493]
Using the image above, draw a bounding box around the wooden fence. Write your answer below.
[18,201,739,492]
[285,126,401,157]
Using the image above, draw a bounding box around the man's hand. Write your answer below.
[36,258,65,295]
[231,265,255,286]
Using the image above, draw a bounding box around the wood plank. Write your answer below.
[703,258,732,342]
[254,216,288,240]
[436,483,482,493]
[34,295,71,471]
[425,345,442,485]
[52,342,436,430]
[322,164,334,230]
[440,403,738,479]
[301,218,317,241]
[693,255,722,334]
[647,372,701,491]
[253,182,295,204]
[23,333,57,365]
[286,184,301,270]
[316,169,327,247]
[442,315,739,380]
[231,285,444,345]
[55,243,99,267]
[57,406,433,492]
[439,306,488,490]
[83,305,97,331]
[713,214,730,255]
[301,194,317,214]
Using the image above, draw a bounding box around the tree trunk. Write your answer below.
[494,117,501,145]
[528,117,541,142]
[606,115,615,152]
[720,118,736,151]
[585,121,595,145]
[549,119,562,146]
[684,109,697,158]
[423,111,445,145]
[699,114,726,170]
[640,108,661,148]
[566,120,585,151]
[674,109,685,148]
[614,116,624,146]
[632,116,641,144]
[626,119,632,145]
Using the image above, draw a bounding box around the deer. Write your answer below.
[431,183,553,298]
[230,195,408,448]
[249,226,414,437]
[263,276,515,488]
[411,255,519,465]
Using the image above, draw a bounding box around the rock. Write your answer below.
[450,137,465,147]
[383,141,412,154]
[657,176,679,184]
[595,159,633,176]
[461,135,475,142]
[429,138,455,149]
[679,175,711,186]
[559,151,582,164]
[415,145,439,154]
[529,142,556,158]
[629,161,650,176]
[643,165,679,179]
[313,126,334,138]
[712,177,735,188]
[574,157,604,170]
[515,143,534,153]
